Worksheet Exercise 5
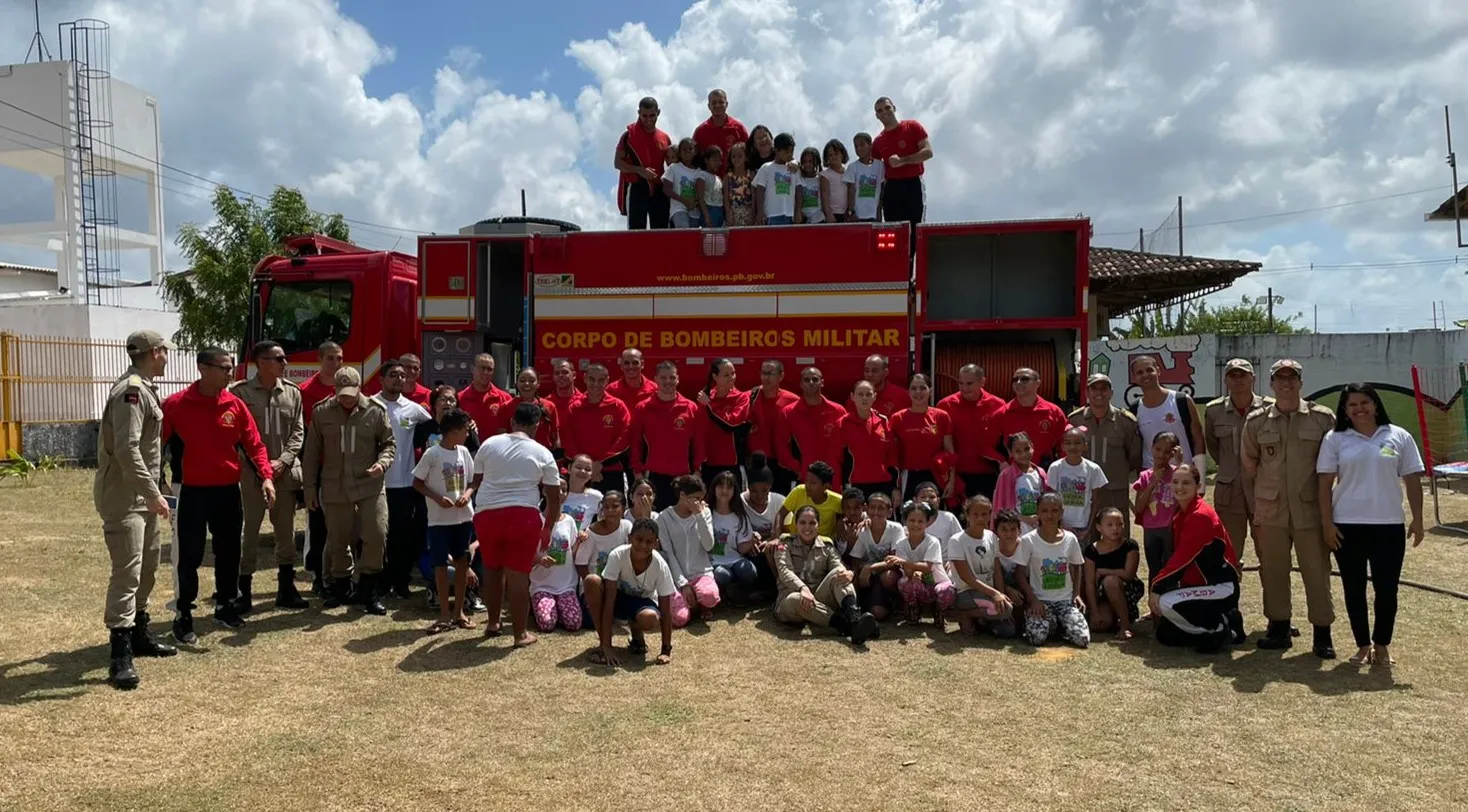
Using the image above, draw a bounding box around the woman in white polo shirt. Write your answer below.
[1317,383,1425,667]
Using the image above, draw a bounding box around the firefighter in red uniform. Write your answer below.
[564,363,633,495]
[846,354,909,416]
[401,353,434,407]
[546,359,582,431]
[607,347,658,409]
[695,357,752,489]
[299,340,343,594]
[501,367,560,452]
[778,367,848,490]
[984,366,1069,469]
[458,353,514,438]
[630,361,700,509]
[937,363,1007,499]
[840,380,897,499]
[747,359,800,494]
[161,347,274,643]
[890,374,955,502]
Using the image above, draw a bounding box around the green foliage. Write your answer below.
[1112,295,1309,339]
[0,450,66,483]
[161,186,350,350]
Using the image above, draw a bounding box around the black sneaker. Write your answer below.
[213,605,246,629]
[1313,625,1337,660]
[463,593,484,613]
[233,575,254,615]
[1256,620,1293,650]
[172,612,198,644]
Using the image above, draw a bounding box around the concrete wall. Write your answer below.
[1088,331,1468,463]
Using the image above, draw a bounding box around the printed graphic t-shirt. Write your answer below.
[411,443,475,526]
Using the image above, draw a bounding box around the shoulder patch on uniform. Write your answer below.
[124,392,139,404]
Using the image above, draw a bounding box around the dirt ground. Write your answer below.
[2,469,1466,812]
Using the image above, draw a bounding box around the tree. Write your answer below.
[1111,295,1308,339]
[162,185,350,349]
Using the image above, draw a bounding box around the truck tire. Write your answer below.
[473,216,582,232]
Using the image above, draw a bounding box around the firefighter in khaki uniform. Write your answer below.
[1242,359,1337,658]
[229,340,308,611]
[94,330,178,690]
[1067,373,1142,538]
[303,367,395,615]
[773,506,879,645]
[1204,359,1270,560]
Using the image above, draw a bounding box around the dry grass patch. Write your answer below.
[2,470,1467,811]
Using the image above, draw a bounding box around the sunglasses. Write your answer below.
[204,362,234,372]
[261,355,287,364]
[1012,375,1035,383]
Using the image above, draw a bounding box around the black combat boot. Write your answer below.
[359,574,388,616]
[130,611,177,657]
[108,627,140,690]
[275,566,309,609]
[172,611,198,644]
[1313,624,1337,660]
[233,575,254,615]
[839,596,879,645]
[1228,610,1247,644]
[323,578,348,609]
[311,571,326,597]
[1256,619,1293,650]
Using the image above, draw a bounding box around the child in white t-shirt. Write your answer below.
[576,491,631,580]
[852,492,904,621]
[892,500,955,627]
[411,409,478,635]
[753,132,797,225]
[708,470,758,601]
[585,518,677,667]
[696,146,725,228]
[820,138,849,222]
[663,138,702,228]
[1046,425,1109,543]
[1015,493,1090,648]
[563,454,604,531]
[992,508,1029,628]
[843,132,884,222]
[913,481,963,541]
[529,499,583,632]
[795,146,825,224]
[946,495,1017,637]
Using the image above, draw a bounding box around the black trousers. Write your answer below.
[176,484,243,613]
[881,176,925,231]
[769,462,798,497]
[901,469,937,502]
[596,468,629,498]
[700,464,743,492]
[305,497,327,576]
[851,480,894,501]
[627,182,670,230]
[1334,523,1407,647]
[648,472,679,512]
[385,487,426,589]
[959,472,998,502]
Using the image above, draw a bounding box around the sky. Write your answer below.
[0,0,1465,332]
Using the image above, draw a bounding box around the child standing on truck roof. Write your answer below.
[820,139,849,223]
[844,132,884,223]
[724,142,756,227]
[753,133,797,226]
[663,138,702,229]
[795,146,824,225]
[696,146,725,228]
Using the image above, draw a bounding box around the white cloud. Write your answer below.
[0,0,1466,331]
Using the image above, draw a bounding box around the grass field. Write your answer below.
[2,469,1467,811]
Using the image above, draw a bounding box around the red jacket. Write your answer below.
[162,383,271,487]
[631,394,699,476]
[1156,496,1241,591]
[407,383,434,408]
[563,395,632,472]
[938,390,1007,474]
[457,383,514,438]
[696,389,752,468]
[778,396,847,487]
[984,396,1069,467]
[839,411,895,484]
[890,406,953,471]
[498,396,559,450]
[747,387,799,461]
[300,373,335,427]
[607,376,658,410]
[548,389,581,428]
[846,380,910,417]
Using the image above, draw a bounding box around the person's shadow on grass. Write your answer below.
[0,644,111,705]
[396,634,516,673]
[1117,629,1411,696]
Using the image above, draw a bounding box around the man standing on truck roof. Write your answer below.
[984,367,1069,469]
[607,348,658,409]
[630,361,700,509]
[938,363,1007,500]
[563,363,632,495]
[693,89,749,174]
[748,360,801,495]
[458,353,514,441]
[614,96,673,230]
[401,353,434,408]
[778,367,848,490]
[871,96,933,230]
[299,341,344,595]
[547,359,582,428]
[846,354,909,417]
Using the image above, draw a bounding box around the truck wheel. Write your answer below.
[473,216,582,232]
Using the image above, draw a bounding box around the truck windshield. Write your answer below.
[260,280,353,354]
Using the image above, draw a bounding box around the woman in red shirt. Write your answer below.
[1149,464,1246,652]
[840,380,896,500]
[889,374,954,503]
[695,358,752,489]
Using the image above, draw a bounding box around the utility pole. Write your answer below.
[1314,304,1318,333]
[1267,287,1275,333]
[1177,195,1184,256]
[1138,227,1144,252]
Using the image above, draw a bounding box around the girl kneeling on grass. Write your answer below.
[1016,493,1090,648]
[891,500,955,628]
[946,495,1016,637]
[992,509,1029,631]
[588,518,676,666]
[1083,507,1144,640]
[1150,464,1245,653]
[528,481,584,633]
[656,475,718,623]
[708,471,759,604]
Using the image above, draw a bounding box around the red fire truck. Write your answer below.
[246,218,1091,405]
